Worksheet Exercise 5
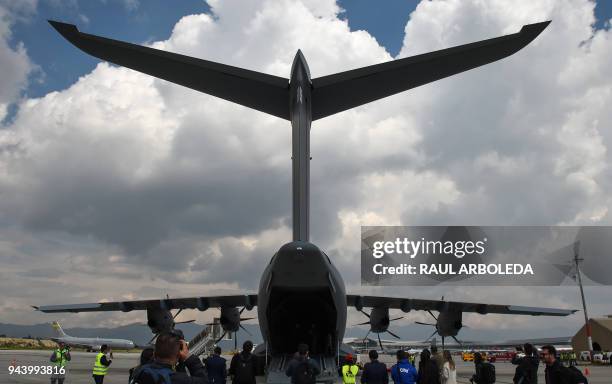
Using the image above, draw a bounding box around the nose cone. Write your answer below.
[290,49,311,82]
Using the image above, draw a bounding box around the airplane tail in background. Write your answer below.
[51,321,67,337]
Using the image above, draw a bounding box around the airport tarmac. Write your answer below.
[1,350,610,383]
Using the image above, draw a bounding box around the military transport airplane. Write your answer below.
[49,321,135,351]
[36,19,575,380]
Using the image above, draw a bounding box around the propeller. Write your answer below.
[208,307,257,348]
[415,302,463,350]
[353,309,403,351]
[145,295,197,345]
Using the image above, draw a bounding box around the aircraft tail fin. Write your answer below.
[310,21,550,120]
[48,20,290,120]
[51,321,67,337]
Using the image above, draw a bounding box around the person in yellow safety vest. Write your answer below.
[340,354,359,384]
[92,344,113,384]
[49,341,71,384]
[407,354,416,367]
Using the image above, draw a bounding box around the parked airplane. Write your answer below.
[36,19,576,381]
[49,321,135,351]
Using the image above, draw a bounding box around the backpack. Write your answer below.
[480,362,496,383]
[129,364,173,384]
[293,360,316,384]
[233,353,254,383]
[566,366,588,384]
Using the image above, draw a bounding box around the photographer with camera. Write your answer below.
[130,330,208,384]
[49,341,71,384]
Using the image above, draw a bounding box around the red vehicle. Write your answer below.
[488,351,518,362]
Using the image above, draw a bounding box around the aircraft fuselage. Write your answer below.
[257,53,347,356]
[257,241,347,356]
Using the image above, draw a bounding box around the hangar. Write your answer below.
[572,315,612,352]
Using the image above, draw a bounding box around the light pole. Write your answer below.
[574,241,593,357]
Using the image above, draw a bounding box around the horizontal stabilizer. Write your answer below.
[311,21,551,120]
[48,21,290,120]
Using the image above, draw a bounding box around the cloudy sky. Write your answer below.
[0,0,611,340]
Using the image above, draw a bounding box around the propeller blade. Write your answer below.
[424,329,438,342]
[234,334,237,350]
[427,310,438,321]
[239,324,252,336]
[147,333,158,345]
[415,322,436,326]
[239,317,256,322]
[239,307,246,315]
[176,319,196,324]
[442,336,445,351]
[386,330,401,339]
[377,333,383,351]
[389,317,403,322]
[353,321,371,326]
[214,331,227,344]
[451,336,463,346]
[173,308,184,319]
[363,330,371,345]
[360,309,371,318]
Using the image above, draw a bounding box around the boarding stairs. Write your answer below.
[188,324,217,358]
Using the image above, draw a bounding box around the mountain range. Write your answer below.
[0,322,573,348]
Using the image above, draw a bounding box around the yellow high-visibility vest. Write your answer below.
[92,352,109,376]
[341,364,358,384]
[52,349,69,367]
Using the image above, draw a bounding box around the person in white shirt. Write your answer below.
[441,350,457,384]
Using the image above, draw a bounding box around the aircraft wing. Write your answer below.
[34,294,257,313]
[311,21,550,120]
[346,294,576,316]
[47,21,290,120]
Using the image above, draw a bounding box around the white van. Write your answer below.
[579,351,591,361]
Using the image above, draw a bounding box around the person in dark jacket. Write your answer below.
[130,332,208,384]
[361,350,388,384]
[417,349,439,384]
[512,343,539,384]
[129,347,154,382]
[229,340,257,384]
[471,352,495,384]
[430,346,443,376]
[205,347,227,384]
[542,345,573,384]
[286,343,320,384]
[391,350,418,384]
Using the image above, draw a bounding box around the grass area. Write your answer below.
[0,338,141,353]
